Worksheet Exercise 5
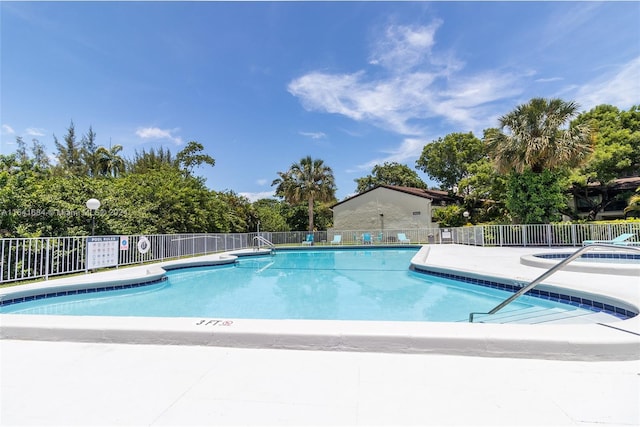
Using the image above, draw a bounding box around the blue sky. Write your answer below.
[1,1,639,201]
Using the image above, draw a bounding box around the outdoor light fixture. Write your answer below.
[86,198,101,236]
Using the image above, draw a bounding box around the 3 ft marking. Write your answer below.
[195,319,234,326]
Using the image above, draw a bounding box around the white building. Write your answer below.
[331,185,456,231]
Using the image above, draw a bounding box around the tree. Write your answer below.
[81,126,99,177]
[0,154,28,236]
[567,105,640,219]
[127,147,175,174]
[96,144,125,177]
[415,132,485,190]
[486,98,593,174]
[54,121,85,176]
[354,162,426,193]
[272,156,336,232]
[216,190,253,232]
[30,139,50,171]
[176,141,215,178]
[108,165,217,234]
[432,205,466,227]
[624,187,640,218]
[505,170,567,224]
[253,199,290,231]
[15,137,28,163]
[486,98,593,223]
[457,158,509,223]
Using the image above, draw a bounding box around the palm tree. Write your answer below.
[487,98,593,173]
[272,156,336,232]
[96,144,125,177]
[624,187,640,218]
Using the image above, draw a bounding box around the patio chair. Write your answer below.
[582,233,635,246]
[397,233,410,244]
[330,235,342,245]
[302,233,314,245]
[362,233,372,245]
[376,232,384,244]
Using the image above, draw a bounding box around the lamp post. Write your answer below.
[86,198,101,236]
[463,210,470,225]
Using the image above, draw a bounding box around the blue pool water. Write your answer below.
[0,248,608,322]
[535,252,640,264]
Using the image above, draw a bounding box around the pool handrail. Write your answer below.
[253,235,276,250]
[469,244,640,322]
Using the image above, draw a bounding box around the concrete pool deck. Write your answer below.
[1,244,639,425]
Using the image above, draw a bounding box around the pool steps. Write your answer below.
[473,306,620,324]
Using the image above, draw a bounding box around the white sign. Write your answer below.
[120,236,129,251]
[87,236,119,269]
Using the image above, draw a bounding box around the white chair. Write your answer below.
[582,233,635,246]
[397,233,410,244]
[330,235,342,245]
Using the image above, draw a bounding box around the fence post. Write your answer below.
[45,238,50,280]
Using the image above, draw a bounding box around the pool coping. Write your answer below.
[521,252,640,276]
[1,245,639,361]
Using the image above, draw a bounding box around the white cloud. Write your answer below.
[369,23,442,72]
[288,20,524,140]
[25,128,46,137]
[256,178,268,186]
[351,137,426,172]
[288,72,367,121]
[2,124,15,134]
[535,77,563,83]
[135,127,183,145]
[299,131,327,140]
[239,190,275,202]
[288,71,439,136]
[574,56,640,110]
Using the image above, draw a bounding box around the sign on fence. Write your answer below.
[86,236,120,269]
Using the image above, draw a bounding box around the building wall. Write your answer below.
[332,187,433,230]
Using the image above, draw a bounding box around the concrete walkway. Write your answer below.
[1,339,639,426]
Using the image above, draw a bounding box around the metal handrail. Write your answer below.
[253,235,276,250]
[469,243,640,322]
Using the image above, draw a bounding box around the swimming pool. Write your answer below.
[2,245,638,360]
[0,247,623,323]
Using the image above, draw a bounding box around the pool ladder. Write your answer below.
[468,244,640,322]
[253,235,276,253]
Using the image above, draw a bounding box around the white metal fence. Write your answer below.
[2,223,639,284]
[0,233,250,284]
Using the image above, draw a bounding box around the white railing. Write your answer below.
[0,233,248,284]
[1,223,639,284]
[469,244,640,322]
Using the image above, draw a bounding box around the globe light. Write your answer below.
[86,198,101,211]
[86,198,101,235]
